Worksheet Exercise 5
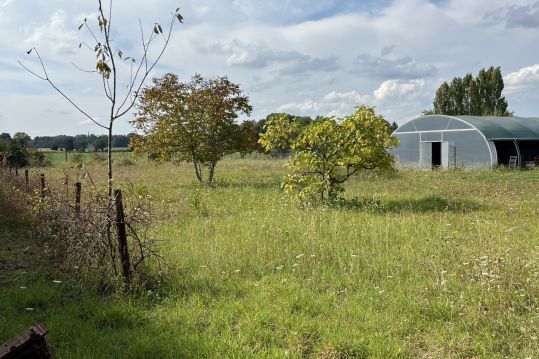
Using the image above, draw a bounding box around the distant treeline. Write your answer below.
[30,133,137,151]
[10,112,398,152]
[244,113,398,138]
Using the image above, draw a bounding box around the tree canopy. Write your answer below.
[131,73,254,184]
[429,66,510,116]
[259,106,398,202]
[0,132,44,167]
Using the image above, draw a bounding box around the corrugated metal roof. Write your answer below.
[453,116,539,140]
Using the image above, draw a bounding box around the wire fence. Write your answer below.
[0,163,159,290]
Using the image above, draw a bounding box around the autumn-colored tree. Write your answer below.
[238,121,262,157]
[259,106,398,202]
[131,73,253,184]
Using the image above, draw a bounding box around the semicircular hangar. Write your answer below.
[390,115,539,169]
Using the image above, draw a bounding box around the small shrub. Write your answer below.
[27,149,50,167]
[91,152,107,164]
[117,158,135,166]
[70,152,84,164]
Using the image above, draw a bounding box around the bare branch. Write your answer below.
[71,62,98,74]
[80,40,95,52]
[17,60,47,80]
[84,22,100,45]
[108,0,113,34]
[115,14,176,119]
[18,49,109,130]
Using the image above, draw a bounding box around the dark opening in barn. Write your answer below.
[493,141,518,166]
[431,142,441,168]
[517,140,539,167]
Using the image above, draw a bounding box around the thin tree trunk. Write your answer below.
[208,162,216,185]
[107,123,115,275]
[328,180,335,200]
[190,149,203,183]
[192,159,203,183]
[107,125,113,197]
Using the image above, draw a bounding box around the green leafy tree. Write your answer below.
[237,121,262,156]
[259,106,399,202]
[385,120,398,134]
[73,135,89,151]
[94,135,108,151]
[0,132,36,167]
[431,66,510,116]
[0,135,11,160]
[13,132,31,147]
[131,73,253,185]
[63,137,75,151]
[255,113,315,156]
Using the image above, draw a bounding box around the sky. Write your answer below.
[0,0,539,136]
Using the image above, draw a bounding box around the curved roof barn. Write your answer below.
[391,115,539,169]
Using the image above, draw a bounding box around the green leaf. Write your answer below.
[26,48,32,55]
[176,13,184,23]
[78,23,84,30]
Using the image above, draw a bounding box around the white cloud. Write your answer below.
[0,0,15,24]
[504,64,539,91]
[373,79,426,101]
[23,10,78,55]
[278,78,433,120]
[0,0,15,12]
[278,100,323,114]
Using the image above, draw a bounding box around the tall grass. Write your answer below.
[1,159,538,358]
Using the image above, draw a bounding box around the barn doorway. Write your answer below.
[493,140,519,166]
[420,141,449,169]
[431,142,441,168]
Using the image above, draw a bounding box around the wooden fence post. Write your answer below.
[75,182,81,215]
[25,169,29,190]
[40,174,45,199]
[114,189,131,286]
[64,175,69,198]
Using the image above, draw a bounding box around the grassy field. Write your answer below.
[42,149,136,165]
[1,158,538,358]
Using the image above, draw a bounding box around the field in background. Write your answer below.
[1,159,538,358]
[42,149,135,165]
